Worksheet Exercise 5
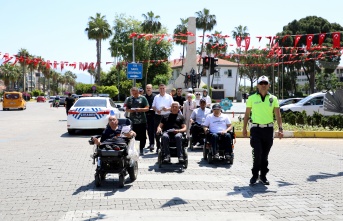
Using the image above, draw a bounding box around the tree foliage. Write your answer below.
[276,16,343,93]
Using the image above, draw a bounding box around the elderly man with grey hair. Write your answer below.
[157,102,187,163]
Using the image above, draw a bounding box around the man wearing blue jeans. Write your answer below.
[203,104,233,159]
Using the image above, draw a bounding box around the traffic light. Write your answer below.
[203,57,210,69]
[210,57,219,75]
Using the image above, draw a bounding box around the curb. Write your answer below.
[235,131,343,138]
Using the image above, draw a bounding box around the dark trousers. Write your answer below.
[250,127,274,177]
[154,115,162,150]
[209,133,232,155]
[190,123,204,144]
[161,132,183,157]
[146,114,155,146]
[132,123,147,152]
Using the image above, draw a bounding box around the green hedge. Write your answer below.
[282,111,343,129]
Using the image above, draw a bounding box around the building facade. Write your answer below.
[169,58,239,98]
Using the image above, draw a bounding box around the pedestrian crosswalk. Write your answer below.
[58,141,272,221]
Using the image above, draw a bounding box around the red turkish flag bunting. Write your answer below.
[294,35,301,47]
[236,36,242,47]
[306,34,314,50]
[245,37,250,51]
[318,33,326,46]
[332,32,341,48]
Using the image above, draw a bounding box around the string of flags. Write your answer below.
[1,31,342,71]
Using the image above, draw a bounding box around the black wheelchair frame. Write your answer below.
[156,131,189,169]
[189,122,206,151]
[202,127,236,164]
[89,118,138,188]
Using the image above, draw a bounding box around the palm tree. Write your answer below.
[85,13,112,86]
[0,63,21,89]
[17,48,30,92]
[231,25,250,98]
[173,18,188,68]
[141,11,162,87]
[195,8,217,72]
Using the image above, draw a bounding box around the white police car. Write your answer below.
[67,97,122,134]
[280,92,340,116]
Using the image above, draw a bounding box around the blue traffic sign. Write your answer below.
[127,63,143,79]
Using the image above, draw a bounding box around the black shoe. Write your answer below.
[149,145,154,152]
[250,176,258,185]
[178,156,184,163]
[163,155,170,163]
[259,176,270,185]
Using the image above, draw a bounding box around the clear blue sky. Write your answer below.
[0,0,342,83]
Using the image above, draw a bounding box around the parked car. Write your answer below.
[280,92,340,116]
[59,96,66,106]
[67,97,123,134]
[48,96,56,103]
[2,91,26,111]
[279,97,302,107]
[37,96,46,102]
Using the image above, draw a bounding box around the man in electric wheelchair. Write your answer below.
[203,104,234,164]
[90,116,137,187]
[189,98,211,149]
[156,102,188,164]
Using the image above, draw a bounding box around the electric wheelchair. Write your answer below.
[156,130,189,169]
[189,122,206,151]
[203,127,236,164]
[89,118,138,188]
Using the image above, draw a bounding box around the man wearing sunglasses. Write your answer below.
[242,75,283,186]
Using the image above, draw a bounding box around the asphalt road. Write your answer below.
[0,102,342,221]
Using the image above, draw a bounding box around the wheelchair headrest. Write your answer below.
[118,118,132,126]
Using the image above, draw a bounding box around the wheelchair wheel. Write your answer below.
[183,151,188,169]
[100,172,106,181]
[94,173,101,187]
[207,152,213,164]
[189,136,194,151]
[157,149,162,168]
[203,146,208,160]
[128,161,138,182]
[118,174,125,188]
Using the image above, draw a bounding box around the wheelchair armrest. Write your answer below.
[88,135,101,145]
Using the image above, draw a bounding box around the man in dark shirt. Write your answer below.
[65,93,75,115]
[173,88,186,112]
[157,102,186,163]
[125,87,149,155]
[144,84,156,151]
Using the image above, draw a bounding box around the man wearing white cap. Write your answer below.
[242,75,283,186]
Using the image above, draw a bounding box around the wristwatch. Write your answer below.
[279,127,283,131]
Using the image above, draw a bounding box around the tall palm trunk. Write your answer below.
[96,39,101,86]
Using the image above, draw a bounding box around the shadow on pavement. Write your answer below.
[148,163,186,173]
[196,158,233,169]
[60,129,103,138]
[228,185,277,198]
[73,177,133,195]
[161,197,189,208]
[307,171,343,182]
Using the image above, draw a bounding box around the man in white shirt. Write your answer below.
[152,84,174,152]
[203,104,233,160]
[190,98,211,145]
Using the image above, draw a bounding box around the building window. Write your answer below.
[227,69,232,77]
[213,84,223,89]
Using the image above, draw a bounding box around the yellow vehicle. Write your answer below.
[2,91,27,111]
